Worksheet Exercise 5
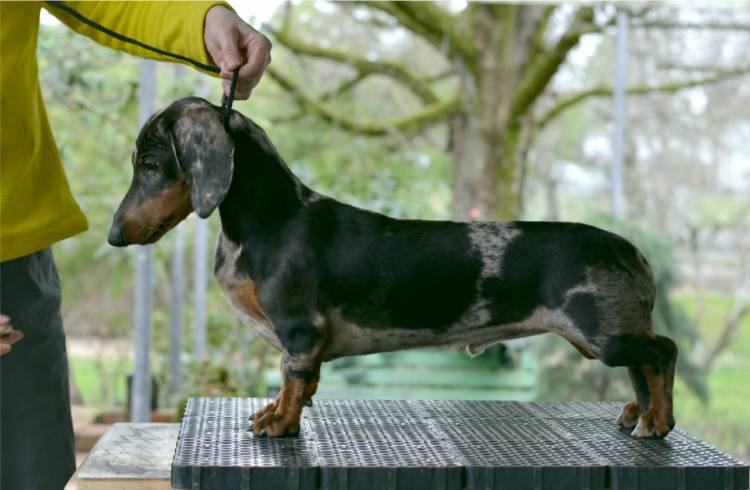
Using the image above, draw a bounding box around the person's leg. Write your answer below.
[1,247,76,490]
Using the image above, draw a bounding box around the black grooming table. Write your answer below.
[171,397,749,490]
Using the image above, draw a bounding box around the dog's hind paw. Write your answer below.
[630,409,674,439]
[615,400,640,429]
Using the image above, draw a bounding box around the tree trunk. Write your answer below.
[450,107,498,221]
[450,4,526,222]
[450,107,522,222]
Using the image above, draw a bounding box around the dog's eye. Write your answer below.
[141,161,159,171]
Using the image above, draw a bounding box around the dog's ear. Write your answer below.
[169,106,234,218]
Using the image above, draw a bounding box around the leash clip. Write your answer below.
[221,68,240,130]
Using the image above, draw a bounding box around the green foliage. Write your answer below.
[672,292,750,461]
[70,355,131,407]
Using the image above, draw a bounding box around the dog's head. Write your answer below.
[108,97,234,246]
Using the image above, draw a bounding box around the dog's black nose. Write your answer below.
[107,227,128,247]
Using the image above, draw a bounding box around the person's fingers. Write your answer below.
[0,330,22,356]
[0,315,11,336]
[205,40,222,69]
[232,41,271,100]
[215,25,243,84]
[204,5,271,99]
[220,41,242,76]
[224,57,261,100]
[6,330,23,345]
[208,32,242,82]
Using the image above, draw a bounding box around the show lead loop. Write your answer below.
[221,68,240,130]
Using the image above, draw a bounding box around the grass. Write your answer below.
[70,356,130,408]
[673,293,750,462]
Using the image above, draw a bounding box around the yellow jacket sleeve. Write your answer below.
[45,1,232,76]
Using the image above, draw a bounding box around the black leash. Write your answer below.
[221,69,240,131]
[46,1,220,74]
[47,1,240,130]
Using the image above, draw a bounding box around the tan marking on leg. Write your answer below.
[632,367,672,438]
[253,398,279,421]
[616,400,640,429]
[253,375,314,437]
[302,370,320,406]
[568,340,596,359]
[230,280,268,320]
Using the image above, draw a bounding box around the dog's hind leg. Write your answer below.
[616,367,651,429]
[600,333,677,438]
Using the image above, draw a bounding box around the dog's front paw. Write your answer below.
[630,409,674,439]
[252,409,301,438]
[249,400,278,422]
[615,400,640,429]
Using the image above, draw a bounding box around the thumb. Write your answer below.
[218,29,242,74]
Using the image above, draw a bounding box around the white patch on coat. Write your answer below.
[449,222,520,354]
[469,222,520,279]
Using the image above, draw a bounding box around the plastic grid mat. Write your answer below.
[172,397,749,490]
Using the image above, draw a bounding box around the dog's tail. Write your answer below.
[611,236,656,315]
[630,247,657,313]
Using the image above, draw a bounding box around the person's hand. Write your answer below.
[204,6,272,100]
[0,314,23,356]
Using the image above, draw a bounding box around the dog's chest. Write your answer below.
[214,234,282,351]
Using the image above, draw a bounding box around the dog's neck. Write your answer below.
[217,116,310,245]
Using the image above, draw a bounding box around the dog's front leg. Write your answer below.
[251,354,320,437]
[251,315,324,437]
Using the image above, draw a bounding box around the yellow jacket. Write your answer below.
[0,1,226,262]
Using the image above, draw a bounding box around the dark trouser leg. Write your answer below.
[1,248,76,490]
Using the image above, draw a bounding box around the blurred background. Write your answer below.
[39,1,749,461]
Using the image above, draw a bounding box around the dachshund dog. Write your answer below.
[108,97,677,439]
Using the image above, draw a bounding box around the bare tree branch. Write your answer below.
[267,110,305,125]
[268,26,441,104]
[511,6,596,121]
[536,67,750,129]
[266,66,461,136]
[321,72,370,101]
[423,68,457,83]
[657,62,740,72]
[359,1,475,67]
[702,298,750,372]
[634,20,750,31]
[531,5,557,54]
[517,5,557,77]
